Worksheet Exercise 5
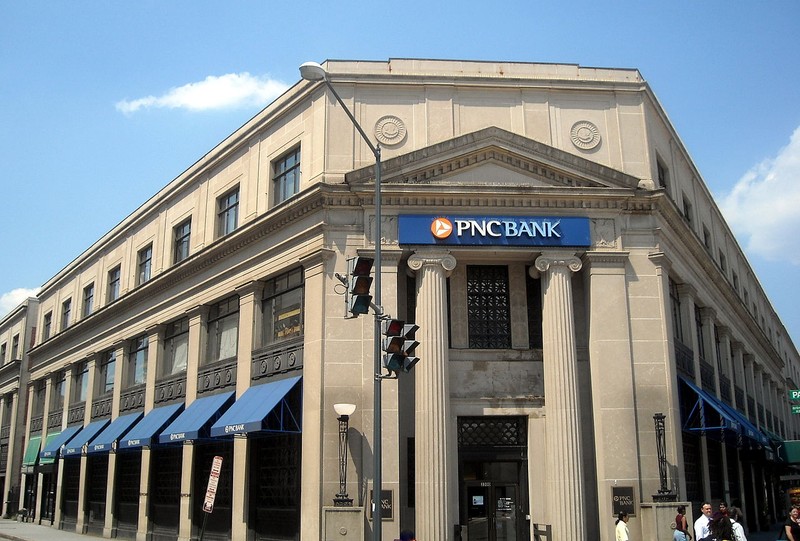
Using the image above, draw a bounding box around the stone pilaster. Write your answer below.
[534,251,585,541]
[407,249,456,541]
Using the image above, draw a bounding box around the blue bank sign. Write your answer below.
[398,215,591,247]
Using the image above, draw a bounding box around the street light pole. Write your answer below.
[300,62,385,541]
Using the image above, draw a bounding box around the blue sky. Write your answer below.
[1,1,798,346]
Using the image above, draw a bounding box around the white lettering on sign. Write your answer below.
[224,424,245,434]
[791,390,800,400]
[170,433,185,441]
[94,444,105,451]
[127,439,140,446]
[454,219,561,238]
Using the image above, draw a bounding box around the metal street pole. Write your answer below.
[300,62,384,541]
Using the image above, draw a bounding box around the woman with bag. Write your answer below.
[785,507,800,541]
[675,505,692,540]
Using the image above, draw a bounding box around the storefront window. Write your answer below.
[262,268,304,347]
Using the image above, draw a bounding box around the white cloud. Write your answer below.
[116,72,289,114]
[720,126,800,266]
[0,288,41,319]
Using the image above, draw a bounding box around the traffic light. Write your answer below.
[346,256,374,315]
[381,319,419,374]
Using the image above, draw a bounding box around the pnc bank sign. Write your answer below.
[398,215,591,247]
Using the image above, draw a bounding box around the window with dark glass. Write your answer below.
[261,268,304,347]
[61,298,72,331]
[83,283,95,317]
[656,158,669,190]
[206,296,239,365]
[32,380,46,417]
[682,195,693,226]
[43,311,52,341]
[137,244,153,285]
[128,336,148,386]
[162,317,189,377]
[73,361,89,403]
[99,350,116,396]
[466,265,511,349]
[217,188,239,238]
[273,147,301,205]
[0,343,5,363]
[52,371,66,412]
[669,279,684,343]
[695,306,705,361]
[10,335,19,360]
[526,268,542,349]
[108,265,121,302]
[173,218,191,263]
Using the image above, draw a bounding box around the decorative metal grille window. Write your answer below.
[457,416,527,448]
[467,265,511,349]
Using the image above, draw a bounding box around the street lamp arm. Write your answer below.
[320,79,380,159]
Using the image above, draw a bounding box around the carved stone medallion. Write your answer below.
[374,115,407,146]
[570,120,601,150]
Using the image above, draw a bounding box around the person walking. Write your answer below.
[694,502,713,541]
[709,511,733,541]
[785,507,800,541]
[729,507,747,541]
[615,511,630,541]
[675,505,692,540]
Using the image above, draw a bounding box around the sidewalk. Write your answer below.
[0,519,96,541]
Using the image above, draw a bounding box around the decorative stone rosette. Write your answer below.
[374,115,407,146]
[570,120,601,150]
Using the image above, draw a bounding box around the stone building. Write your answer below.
[0,58,798,541]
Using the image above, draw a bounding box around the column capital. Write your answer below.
[699,306,717,323]
[676,283,697,300]
[648,251,672,271]
[534,251,582,274]
[716,325,731,341]
[299,248,335,272]
[234,280,265,299]
[408,249,457,275]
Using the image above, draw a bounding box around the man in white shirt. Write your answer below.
[694,502,713,540]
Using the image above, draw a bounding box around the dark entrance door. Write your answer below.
[466,482,519,541]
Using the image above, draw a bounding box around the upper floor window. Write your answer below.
[718,251,727,274]
[656,158,669,190]
[61,298,72,331]
[732,272,739,294]
[128,336,148,386]
[137,244,153,285]
[43,311,52,341]
[0,343,5,363]
[466,265,511,349]
[669,279,684,343]
[273,147,301,205]
[32,381,46,418]
[173,218,192,264]
[52,371,66,412]
[702,226,712,251]
[99,350,116,396]
[682,195,693,226]
[10,335,19,360]
[206,295,239,365]
[162,317,189,377]
[83,283,95,317]
[72,361,89,403]
[262,268,304,348]
[108,265,121,302]
[217,188,239,238]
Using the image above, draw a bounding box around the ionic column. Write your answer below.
[535,251,585,541]
[408,250,456,541]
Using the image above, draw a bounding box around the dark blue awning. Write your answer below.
[159,391,235,444]
[680,376,741,435]
[210,376,301,437]
[62,419,110,457]
[40,425,82,459]
[87,412,143,454]
[118,403,184,450]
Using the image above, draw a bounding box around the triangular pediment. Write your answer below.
[345,126,640,190]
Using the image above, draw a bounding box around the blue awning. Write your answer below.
[210,376,301,437]
[62,419,110,457]
[40,425,82,459]
[118,403,184,450]
[87,412,143,454]
[714,395,771,448]
[680,376,741,435]
[159,391,235,444]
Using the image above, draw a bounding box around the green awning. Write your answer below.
[781,440,800,463]
[38,432,60,465]
[22,436,42,467]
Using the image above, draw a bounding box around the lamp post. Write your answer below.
[300,61,385,540]
[652,412,677,501]
[333,403,357,506]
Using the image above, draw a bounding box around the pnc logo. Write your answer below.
[431,217,453,239]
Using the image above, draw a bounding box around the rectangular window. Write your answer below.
[695,306,706,361]
[718,251,727,274]
[61,299,72,331]
[83,283,95,317]
[162,317,189,377]
[217,188,239,238]
[73,361,89,403]
[207,296,239,365]
[108,265,121,302]
[32,381,46,417]
[732,272,739,293]
[173,218,192,264]
[466,265,511,349]
[10,335,19,360]
[0,343,5,363]
[52,371,66,412]
[137,244,153,285]
[43,312,52,341]
[262,269,304,348]
[128,336,148,386]
[99,350,116,396]
[273,147,301,205]
[703,226,712,251]
[656,158,669,190]
[682,195,693,226]
[669,279,684,343]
